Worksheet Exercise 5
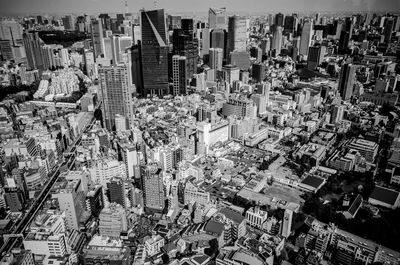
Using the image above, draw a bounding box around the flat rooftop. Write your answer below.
[369,186,399,206]
[300,175,325,188]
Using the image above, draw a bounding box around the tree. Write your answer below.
[161,253,170,264]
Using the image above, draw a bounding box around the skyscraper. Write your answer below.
[338,30,350,54]
[172,20,198,80]
[307,45,326,70]
[52,179,86,230]
[275,13,285,27]
[252,62,265,83]
[23,32,44,70]
[62,15,75,31]
[271,26,283,55]
[209,48,223,71]
[0,20,23,41]
[281,209,293,238]
[338,63,357,101]
[140,9,169,96]
[129,43,144,96]
[141,164,165,212]
[110,35,132,64]
[91,19,104,60]
[107,177,126,208]
[284,15,295,34]
[99,64,135,131]
[208,7,227,30]
[383,17,395,44]
[210,28,227,59]
[172,55,187,95]
[299,20,313,57]
[227,15,247,53]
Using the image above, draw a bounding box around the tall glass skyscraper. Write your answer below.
[140,9,169,96]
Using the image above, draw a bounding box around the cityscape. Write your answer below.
[0,0,400,264]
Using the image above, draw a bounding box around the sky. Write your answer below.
[0,0,399,15]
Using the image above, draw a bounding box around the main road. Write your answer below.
[0,103,101,258]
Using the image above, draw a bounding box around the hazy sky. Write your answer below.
[0,0,399,14]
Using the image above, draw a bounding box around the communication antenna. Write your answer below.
[154,0,158,9]
[125,0,128,14]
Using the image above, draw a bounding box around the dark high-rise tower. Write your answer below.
[172,25,198,80]
[140,9,169,96]
[284,15,295,34]
[107,178,126,209]
[383,17,395,44]
[210,28,228,60]
[338,30,350,54]
[338,63,357,101]
[275,13,285,27]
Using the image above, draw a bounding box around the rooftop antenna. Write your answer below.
[154,0,158,9]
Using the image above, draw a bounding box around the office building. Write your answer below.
[172,55,187,95]
[383,17,395,44]
[284,15,295,34]
[109,35,132,64]
[230,50,250,70]
[98,64,134,131]
[271,26,283,55]
[338,63,357,101]
[52,179,86,230]
[345,138,379,163]
[208,7,227,30]
[86,186,104,217]
[172,25,198,79]
[23,32,44,70]
[275,13,285,27]
[252,62,265,83]
[222,95,256,118]
[141,164,165,212]
[227,15,247,53]
[210,28,227,59]
[246,207,268,229]
[331,105,345,124]
[91,19,104,59]
[338,30,350,54]
[98,203,128,238]
[0,20,23,41]
[140,9,169,96]
[307,45,326,70]
[299,20,313,57]
[107,177,126,209]
[222,64,240,85]
[209,47,223,71]
[80,236,131,265]
[23,233,67,258]
[281,209,293,238]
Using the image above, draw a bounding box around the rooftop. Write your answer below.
[369,186,400,206]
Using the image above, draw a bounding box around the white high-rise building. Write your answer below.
[89,158,126,188]
[52,179,86,230]
[281,209,293,238]
[60,48,69,68]
[115,114,127,132]
[98,203,128,238]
